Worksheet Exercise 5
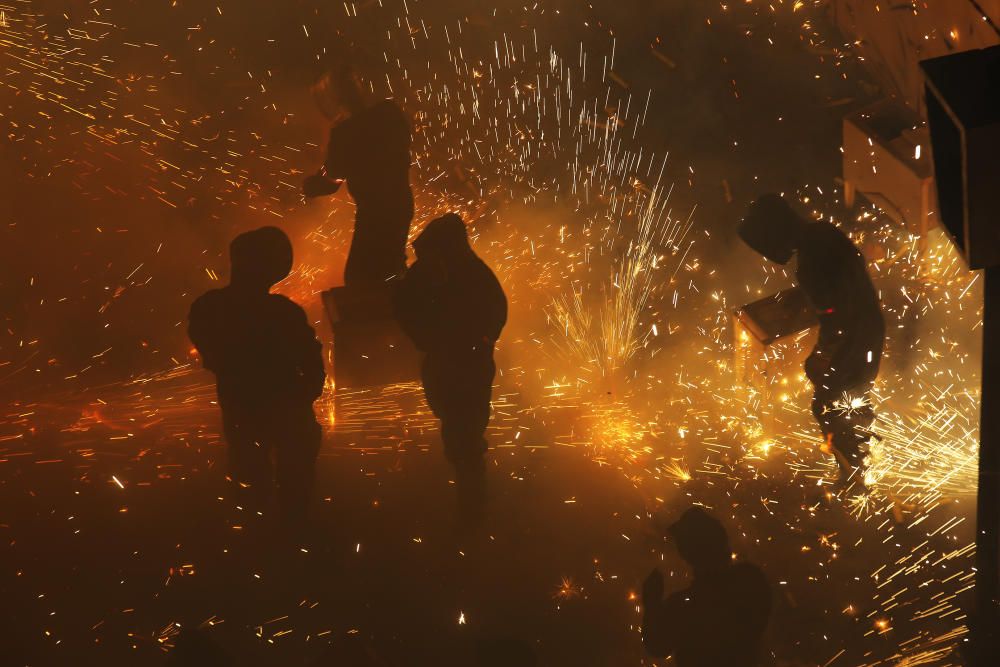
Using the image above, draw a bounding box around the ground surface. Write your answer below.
[0,2,979,666]
[0,370,974,666]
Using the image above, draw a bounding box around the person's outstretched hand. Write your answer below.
[302,173,340,198]
[642,568,665,607]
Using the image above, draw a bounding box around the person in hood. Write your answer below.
[303,60,413,287]
[188,226,325,522]
[394,213,507,518]
[738,194,885,487]
[642,507,771,667]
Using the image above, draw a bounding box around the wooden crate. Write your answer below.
[733,288,819,431]
[322,286,422,390]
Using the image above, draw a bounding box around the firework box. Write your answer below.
[733,288,819,407]
[322,285,422,389]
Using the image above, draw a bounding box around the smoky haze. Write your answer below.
[1,0,866,397]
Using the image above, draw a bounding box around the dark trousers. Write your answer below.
[422,351,495,466]
[811,383,875,472]
[344,214,410,287]
[221,405,321,520]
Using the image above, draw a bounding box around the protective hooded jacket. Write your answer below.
[394,215,507,357]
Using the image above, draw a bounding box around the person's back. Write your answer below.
[394,214,507,519]
[737,195,884,483]
[796,221,884,389]
[305,64,414,286]
[189,287,324,415]
[188,226,325,520]
[643,507,772,667]
[653,562,771,667]
[396,243,506,358]
[325,100,412,219]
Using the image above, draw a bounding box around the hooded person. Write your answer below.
[641,507,772,667]
[188,226,325,522]
[393,214,507,515]
[738,194,885,486]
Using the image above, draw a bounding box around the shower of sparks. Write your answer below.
[548,183,696,381]
[0,1,987,665]
[554,576,583,601]
[584,401,650,457]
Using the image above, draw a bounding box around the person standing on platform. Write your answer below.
[303,61,414,287]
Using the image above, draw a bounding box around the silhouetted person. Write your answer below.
[738,194,885,486]
[303,61,413,286]
[188,227,325,522]
[394,214,507,519]
[642,507,771,667]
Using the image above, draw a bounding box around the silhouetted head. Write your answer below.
[229,226,293,292]
[669,507,730,571]
[312,58,367,121]
[737,193,805,265]
[413,213,472,262]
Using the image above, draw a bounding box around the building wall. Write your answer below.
[828,0,1000,113]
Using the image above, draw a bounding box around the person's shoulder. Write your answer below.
[464,254,500,286]
[730,562,771,595]
[190,288,227,314]
[375,100,409,128]
[265,293,307,317]
[802,222,857,259]
[377,99,405,117]
[731,560,766,578]
[809,221,855,248]
[803,220,843,242]
[469,253,497,276]
[483,258,505,294]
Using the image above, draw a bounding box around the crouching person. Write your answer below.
[737,194,884,488]
[188,227,325,525]
[394,214,507,520]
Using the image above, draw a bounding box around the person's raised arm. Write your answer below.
[323,125,349,180]
[303,128,345,198]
